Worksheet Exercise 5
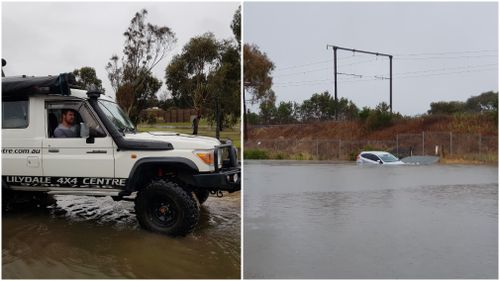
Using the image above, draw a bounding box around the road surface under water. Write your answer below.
[244,160,497,279]
[3,192,240,279]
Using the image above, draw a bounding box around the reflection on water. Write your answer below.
[3,193,240,279]
[244,161,498,279]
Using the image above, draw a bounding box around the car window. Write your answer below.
[379,153,399,162]
[362,153,381,162]
[46,101,105,138]
[2,99,29,129]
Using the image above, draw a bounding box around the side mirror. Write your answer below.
[377,160,382,164]
[87,127,104,144]
[85,135,95,143]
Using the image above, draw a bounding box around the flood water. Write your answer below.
[244,160,498,279]
[3,192,240,279]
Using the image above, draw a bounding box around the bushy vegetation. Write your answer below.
[244,149,269,159]
[428,91,498,115]
[248,91,498,130]
[249,91,361,125]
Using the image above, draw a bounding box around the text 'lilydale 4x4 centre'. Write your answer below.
[4,176,127,188]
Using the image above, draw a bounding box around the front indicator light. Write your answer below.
[195,151,214,165]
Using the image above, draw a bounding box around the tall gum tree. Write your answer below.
[105,9,176,124]
[165,32,220,135]
[243,43,275,139]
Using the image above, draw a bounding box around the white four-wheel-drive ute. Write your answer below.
[2,73,240,236]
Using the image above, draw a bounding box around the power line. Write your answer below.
[273,67,331,78]
[385,63,499,77]
[271,49,497,74]
[273,55,375,73]
[338,72,363,78]
[272,66,497,88]
[395,49,497,57]
[394,54,498,60]
[275,58,383,78]
[273,59,382,78]
[273,59,332,72]
[395,66,498,79]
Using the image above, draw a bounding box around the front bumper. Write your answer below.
[192,167,240,192]
[191,143,240,192]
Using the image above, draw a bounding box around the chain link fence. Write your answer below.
[246,131,498,161]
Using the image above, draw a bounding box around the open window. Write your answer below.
[46,101,106,138]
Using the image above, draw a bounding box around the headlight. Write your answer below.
[194,150,214,165]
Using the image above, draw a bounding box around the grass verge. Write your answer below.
[137,123,241,149]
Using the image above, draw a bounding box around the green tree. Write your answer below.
[116,70,162,124]
[259,99,277,124]
[105,9,176,124]
[206,40,241,133]
[73,67,105,93]
[299,92,334,121]
[276,101,295,124]
[231,6,241,48]
[364,102,395,131]
[428,101,466,115]
[165,33,221,134]
[247,111,260,125]
[359,106,371,121]
[334,97,359,120]
[157,91,176,111]
[244,44,275,103]
[465,91,498,113]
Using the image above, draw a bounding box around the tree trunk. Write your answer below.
[243,90,248,140]
[192,118,199,135]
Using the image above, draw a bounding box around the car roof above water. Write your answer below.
[360,151,394,156]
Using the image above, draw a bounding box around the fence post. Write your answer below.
[450,132,453,155]
[316,139,319,160]
[479,133,482,159]
[422,131,425,155]
[396,134,399,157]
[337,139,342,160]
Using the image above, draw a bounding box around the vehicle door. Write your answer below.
[2,97,43,177]
[42,100,115,187]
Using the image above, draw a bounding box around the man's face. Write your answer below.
[63,111,75,125]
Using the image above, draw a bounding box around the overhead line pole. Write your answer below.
[327,44,393,113]
[333,46,338,119]
[390,56,393,113]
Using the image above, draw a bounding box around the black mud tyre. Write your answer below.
[194,190,210,205]
[135,180,200,236]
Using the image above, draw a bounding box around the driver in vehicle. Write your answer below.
[54,109,78,138]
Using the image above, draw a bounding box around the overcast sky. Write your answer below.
[244,2,498,116]
[2,2,239,99]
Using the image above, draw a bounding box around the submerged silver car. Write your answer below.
[356,151,405,165]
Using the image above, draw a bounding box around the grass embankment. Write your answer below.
[244,149,318,161]
[246,114,498,163]
[137,121,241,149]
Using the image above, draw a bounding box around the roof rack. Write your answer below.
[2,73,78,98]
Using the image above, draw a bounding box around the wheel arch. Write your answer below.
[125,157,199,193]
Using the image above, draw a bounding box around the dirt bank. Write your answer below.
[248,114,497,141]
[246,114,498,163]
